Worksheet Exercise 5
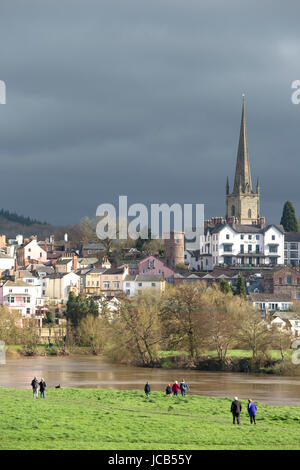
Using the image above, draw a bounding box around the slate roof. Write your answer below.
[249,293,292,302]
[285,232,300,242]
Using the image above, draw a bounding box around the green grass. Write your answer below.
[159,349,292,359]
[0,388,300,450]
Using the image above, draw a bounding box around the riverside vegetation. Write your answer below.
[0,388,299,450]
[1,282,300,375]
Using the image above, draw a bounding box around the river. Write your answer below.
[0,356,300,406]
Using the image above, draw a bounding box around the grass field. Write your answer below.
[0,388,299,450]
[159,349,292,359]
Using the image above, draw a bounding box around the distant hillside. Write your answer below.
[0,209,64,239]
[0,209,47,226]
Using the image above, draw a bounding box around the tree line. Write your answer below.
[64,282,292,366]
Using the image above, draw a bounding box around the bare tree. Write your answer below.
[160,283,208,360]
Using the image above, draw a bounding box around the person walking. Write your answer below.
[172,381,180,397]
[144,381,150,397]
[179,379,189,397]
[39,378,46,399]
[231,397,242,425]
[247,399,257,424]
[31,376,39,399]
[166,384,172,396]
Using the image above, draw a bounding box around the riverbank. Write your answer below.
[5,344,92,358]
[0,387,299,450]
[5,345,300,376]
[159,351,300,376]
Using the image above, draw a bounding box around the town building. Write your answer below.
[123,274,165,297]
[284,233,300,266]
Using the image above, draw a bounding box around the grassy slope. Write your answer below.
[0,388,299,450]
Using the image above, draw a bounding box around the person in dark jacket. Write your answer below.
[144,381,150,397]
[166,384,172,396]
[231,397,242,425]
[172,381,180,396]
[247,399,257,424]
[31,376,39,399]
[39,378,46,398]
[179,379,189,397]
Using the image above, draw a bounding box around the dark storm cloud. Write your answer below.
[0,0,300,224]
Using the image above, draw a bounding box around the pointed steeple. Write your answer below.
[233,94,253,194]
[226,177,229,195]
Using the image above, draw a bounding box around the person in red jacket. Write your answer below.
[172,381,180,396]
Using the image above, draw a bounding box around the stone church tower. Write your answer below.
[226,96,260,225]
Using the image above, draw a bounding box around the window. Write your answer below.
[256,235,260,240]
[226,234,230,239]
[279,277,282,285]
[151,283,156,287]
[10,297,15,303]
[248,245,252,252]
[248,209,252,218]
[248,235,252,240]
[272,235,275,240]
[231,205,235,216]
[27,297,30,303]
[256,245,260,253]
[148,259,155,269]
[240,235,244,240]
[269,246,278,253]
[223,244,232,252]
[158,269,162,274]
[240,245,244,253]
[138,282,142,287]
[287,276,292,284]
[103,282,110,288]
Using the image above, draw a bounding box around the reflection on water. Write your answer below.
[0,356,300,406]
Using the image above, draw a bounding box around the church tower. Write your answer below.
[226,96,260,225]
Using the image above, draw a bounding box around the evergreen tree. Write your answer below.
[76,294,90,325]
[280,201,298,232]
[65,291,78,326]
[88,298,99,318]
[235,274,246,298]
[136,236,144,251]
[219,279,233,294]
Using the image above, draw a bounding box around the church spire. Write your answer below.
[233,94,253,194]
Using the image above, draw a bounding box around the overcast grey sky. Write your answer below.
[0,0,300,225]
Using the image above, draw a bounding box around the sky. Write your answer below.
[0,0,300,226]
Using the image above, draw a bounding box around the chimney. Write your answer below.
[72,254,78,270]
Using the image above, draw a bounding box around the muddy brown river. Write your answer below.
[1,356,300,406]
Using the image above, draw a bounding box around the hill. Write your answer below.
[0,209,62,239]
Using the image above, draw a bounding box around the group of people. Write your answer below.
[144,383,257,425]
[31,377,46,399]
[231,397,257,425]
[144,379,189,398]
